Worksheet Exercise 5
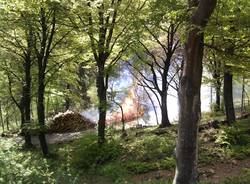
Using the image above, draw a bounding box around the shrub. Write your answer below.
[72,133,124,170]
[127,135,175,162]
[215,125,250,147]
[125,162,156,174]
[97,163,128,181]
[0,139,55,184]
[159,157,175,170]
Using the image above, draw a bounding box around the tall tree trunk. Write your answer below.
[160,92,171,127]
[223,66,235,124]
[0,102,4,133]
[97,63,107,144]
[144,87,159,125]
[65,83,71,110]
[160,64,171,128]
[37,75,49,155]
[121,107,125,133]
[173,1,216,183]
[212,60,221,112]
[20,108,25,129]
[215,78,221,112]
[6,111,9,131]
[241,76,245,114]
[23,59,33,147]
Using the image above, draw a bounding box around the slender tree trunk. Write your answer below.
[160,65,171,128]
[0,102,4,133]
[223,66,235,124]
[210,85,213,107]
[241,76,245,114]
[119,104,126,133]
[215,79,221,112]
[97,63,107,144]
[144,87,159,125]
[173,1,216,183]
[14,114,18,127]
[6,111,9,131]
[160,92,171,127]
[65,84,71,110]
[37,75,49,155]
[23,60,33,147]
[20,108,25,129]
[212,60,221,112]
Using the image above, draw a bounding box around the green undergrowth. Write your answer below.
[69,127,177,182]
[199,118,250,165]
[0,117,250,183]
[0,138,80,184]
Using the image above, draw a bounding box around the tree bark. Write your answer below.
[241,76,245,114]
[97,63,107,144]
[65,83,71,110]
[215,79,221,112]
[22,47,33,147]
[0,102,4,133]
[160,92,171,127]
[37,75,49,155]
[6,111,9,131]
[173,0,217,183]
[223,66,235,124]
[211,59,222,112]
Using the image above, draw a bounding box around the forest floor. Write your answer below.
[1,115,250,184]
[131,158,250,183]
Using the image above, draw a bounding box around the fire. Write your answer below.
[107,88,144,124]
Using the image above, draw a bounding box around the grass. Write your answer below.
[0,117,250,183]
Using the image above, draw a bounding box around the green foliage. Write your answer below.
[213,120,250,160]
[125,162,156,174]
[215,124,250,147]
[0,139,55,184]
[125,157,175,174]
[72,133,124,170]
[159,157,176,170]
[0,138,80,184]
[198,147,227,165]
[97,163,128,181]
[125,133,175,162]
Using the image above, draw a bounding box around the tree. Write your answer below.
[173,0,217,183]
[223,47,236,124]
[205,0,250,123]
[30,1,72,155]
[75,0,139,143]
[205,50,222,112]
[0,7,34,147]
[129,23,181,127]
[129,0,185,128]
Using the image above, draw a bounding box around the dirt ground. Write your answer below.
[132,158,250,183]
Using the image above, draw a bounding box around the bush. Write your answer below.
[230,145,250,160]
[72,133,124,170]
[0,139,55,184]
[97,163,127,181]
[126,135,175,162]
[215,125,250,147]
[125,162,156,174]
[159,157,175,170]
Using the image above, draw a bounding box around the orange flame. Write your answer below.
[107,88,144,124]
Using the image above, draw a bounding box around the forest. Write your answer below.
[0,0,250,183]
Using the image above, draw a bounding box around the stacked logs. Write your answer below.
[48,110,95,133]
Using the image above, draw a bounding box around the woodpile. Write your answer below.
[48,110,95,133]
